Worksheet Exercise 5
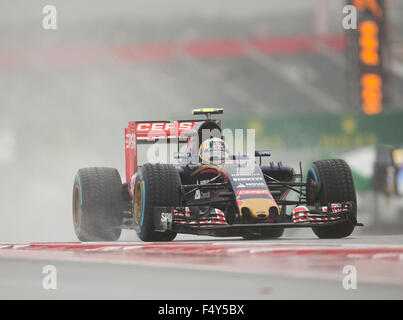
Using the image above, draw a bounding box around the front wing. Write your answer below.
[153,202,362,237]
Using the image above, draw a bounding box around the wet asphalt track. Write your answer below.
[1,233,403,299]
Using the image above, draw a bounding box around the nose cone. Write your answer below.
[238,198,280,220]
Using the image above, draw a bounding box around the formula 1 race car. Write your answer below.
[72,108,361,242]
[373,145,403,197]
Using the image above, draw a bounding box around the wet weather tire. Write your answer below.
[133,163,181,242]
[306,159,357,239]
[73,167,123,241]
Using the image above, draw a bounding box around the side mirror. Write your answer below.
[255,150,271,157]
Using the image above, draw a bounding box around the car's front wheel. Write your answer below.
[133,163,180,242]
[306,159,357,239]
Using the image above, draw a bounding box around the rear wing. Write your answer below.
[125,108,224,182]
[124,120,200,182]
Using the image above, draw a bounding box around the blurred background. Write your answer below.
[0,0,402,242]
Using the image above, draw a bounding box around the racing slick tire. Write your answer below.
[133,163,180,242]
[306,159,357,239]
[73,167,123,241]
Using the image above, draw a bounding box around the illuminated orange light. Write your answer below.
[359,21,379,66]
[352,1,383,115]
[360,51,379,65]
[361,73,382,87]
[359,20,379,35]
[352,0,383,19]
[359,37,378,49]
[361,73,382,115]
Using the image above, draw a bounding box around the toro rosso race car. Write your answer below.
[373,145,403,197]
[72,108,361,242]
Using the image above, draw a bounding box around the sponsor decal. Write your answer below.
[236,182,265,188]
[320,203,347,213]
[245,182,266,187]
[231,172,262,177]
[135,122,195,133]
[237,189,269,196]
[125,133,136,149]
[195,190,210,200]
[160,212,173,223]
[233,177,264,182]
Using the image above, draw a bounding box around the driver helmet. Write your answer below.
[199,137,229,163]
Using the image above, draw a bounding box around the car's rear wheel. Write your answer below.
[133,163,180,242]
[73,167,123,241]
[306,159,357,239]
